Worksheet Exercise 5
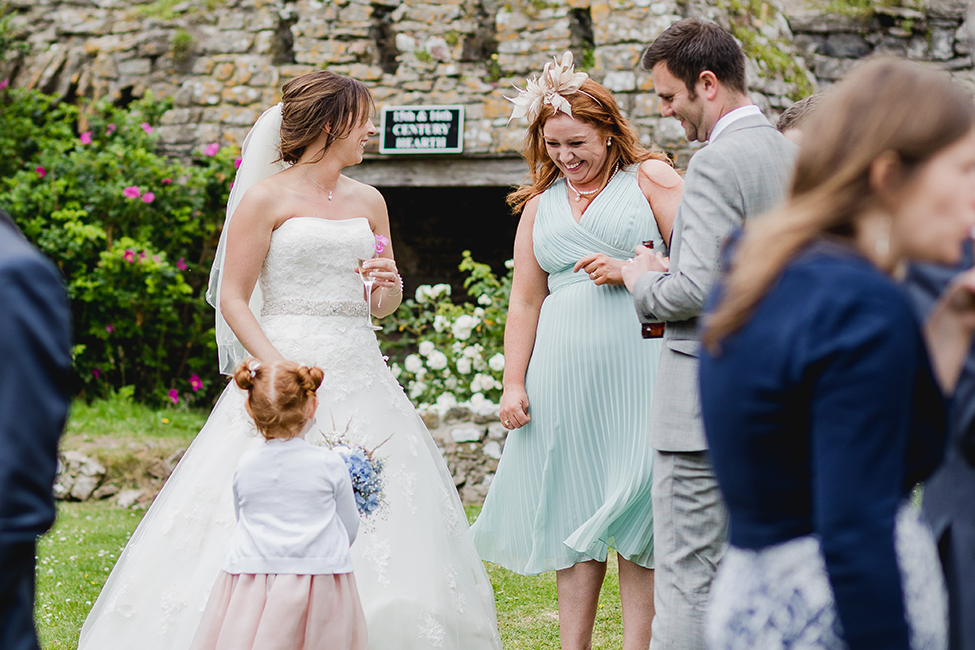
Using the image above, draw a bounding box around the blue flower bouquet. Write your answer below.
[318,416,390,517]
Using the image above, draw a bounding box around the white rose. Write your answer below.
[409,381,427,399]
[477,294,492,306]
[488,353,505,372]
[445,376,459,389]
[415,367,427,380]
[504,259,514,270]
[414,285,431,304]
[390,363,403,379]
[434,315,449,333]
[452,314,479,341]
[472,373,495,393]
[463,344,482,359]
[473,307,485,318]
[418,341,435,357]
[432,283,452,299]
[436,392,457,410]
[404,354,424,374]
[427,350,448,370]
[456,357,472,375]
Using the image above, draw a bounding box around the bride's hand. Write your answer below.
[360,257,402,294]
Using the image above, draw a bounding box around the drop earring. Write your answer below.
[607,137,612,147]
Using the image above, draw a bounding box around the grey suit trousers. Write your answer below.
[649,451,728,650]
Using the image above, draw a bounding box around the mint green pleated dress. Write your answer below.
[471,165,662,575]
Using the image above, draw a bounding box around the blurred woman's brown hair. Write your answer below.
[277,71,373,165]
[233,360,324,440]
[507,77,672,213]
[703,58,975,349]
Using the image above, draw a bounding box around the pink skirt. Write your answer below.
[189,572,368,650]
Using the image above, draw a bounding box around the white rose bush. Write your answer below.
[379,251,511,414]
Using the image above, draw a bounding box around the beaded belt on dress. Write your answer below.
[261,299,369,318]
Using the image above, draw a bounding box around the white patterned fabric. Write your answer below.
[707,503,947,650]
[79,217,501,650]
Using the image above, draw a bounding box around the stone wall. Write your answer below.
[3,0,812,169]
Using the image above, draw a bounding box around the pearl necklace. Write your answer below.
[565,164,619,202]
[301,167,334,201]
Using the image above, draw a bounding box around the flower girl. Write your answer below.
[190,359,366,650]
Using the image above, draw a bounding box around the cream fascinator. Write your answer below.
[507,51,591,124]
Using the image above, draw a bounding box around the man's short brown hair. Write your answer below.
[641,18,747,97]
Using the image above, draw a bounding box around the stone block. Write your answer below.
[255,30,275,54]
[160,107,202,125]
[116,489,145,509]
[908,35,929,60]
[117,57,152,76]
[602,70,636,92]
[955,24,971,56]
[222,85,263,105]
[214,105,262,126]
[873,35,908,57]
[201,30,253,54]
[139,31,172,57]
[482,440,502,460]
[812,54,858,81]
[786,12,873,34]
[112,20,142,34]
[174,78,223,106]
[218,12,246,30]
[927,0,968,19]
[824,33,871,58]
[450,426,483,443]
[931,27,957,61]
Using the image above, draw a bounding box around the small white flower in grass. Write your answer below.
[478,294,493,306]
[409,381,428,399]
[427,350,448,370]
[456,357,472,375]
[488,353,505,372]
[418,341,435,357]
[404,354,424,374]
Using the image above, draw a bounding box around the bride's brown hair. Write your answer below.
[507,77,671,213]
[277,71,374,165]
[702,58,975,351]
[234,360,324,440]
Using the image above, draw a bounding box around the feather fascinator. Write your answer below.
[507,51,590,124]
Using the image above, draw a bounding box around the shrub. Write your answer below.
[0,88,236,405]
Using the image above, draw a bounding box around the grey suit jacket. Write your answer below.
[633,113,797,451]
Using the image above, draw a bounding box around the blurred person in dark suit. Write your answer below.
[905,244,975,650]
[0,209,72,650]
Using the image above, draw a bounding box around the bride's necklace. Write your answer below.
[301,167,335,201]
[565,164,619,202]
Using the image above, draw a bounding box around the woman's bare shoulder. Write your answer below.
[638,159,683,188]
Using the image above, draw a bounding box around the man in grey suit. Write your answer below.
[622,18,797,650]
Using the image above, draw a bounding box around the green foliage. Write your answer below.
[380,251,511,411]
[721,0,817,101]
[0,88,237,404]
[171,28,195,63]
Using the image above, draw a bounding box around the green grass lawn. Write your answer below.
[36,398,628,648]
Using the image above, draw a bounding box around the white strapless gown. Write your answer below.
[79,217,502,650]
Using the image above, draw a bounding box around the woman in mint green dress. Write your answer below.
[470,54,682,650]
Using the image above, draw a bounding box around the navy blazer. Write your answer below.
[904,243,975,650]
[0,212,72,543]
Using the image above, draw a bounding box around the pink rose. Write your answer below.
[234,158,242,169]
[204,142,220,156]
[123,250,135,263]
[35,166,46,177]
[176,257,187,270]
[92,368,101,379]
[142,123,154,135]
[152,255,160,263]
[123,186,141,199]
[161,178,172,184]
[0,79,8,90]
[142,192,155,204]
[168,389,179,405]
[138,251,146,262]
[80,131,92,145]
[189,374,202,392]
[107,123,116,135]
[105,324,116,333]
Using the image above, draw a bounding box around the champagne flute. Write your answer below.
[357,255,382,331]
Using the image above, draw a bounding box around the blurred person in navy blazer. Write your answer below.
[905,243,975,650]
[0,209,72,650]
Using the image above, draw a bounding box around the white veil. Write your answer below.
[206,103,288,375]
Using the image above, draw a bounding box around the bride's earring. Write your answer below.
[607,137,612,147]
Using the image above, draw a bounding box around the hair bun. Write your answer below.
[233,359,258,390]
[296,365,324,394]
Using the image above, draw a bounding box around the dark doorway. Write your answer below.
[379,185,519,299]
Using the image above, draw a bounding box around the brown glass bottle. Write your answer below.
[640,240,666,339]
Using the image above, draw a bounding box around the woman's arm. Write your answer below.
[924,266,975,393]
[499,196,548,430]
[358,184,402,318]
[638,158,683,247]
[219,184,287,365]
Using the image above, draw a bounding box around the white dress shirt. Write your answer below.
[708,104,763,143]
[222,437,360,575]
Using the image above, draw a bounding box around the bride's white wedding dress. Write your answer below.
[79,216,502,650]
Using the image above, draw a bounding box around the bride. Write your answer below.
[78,71,502,650]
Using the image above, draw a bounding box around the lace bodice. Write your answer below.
[259,217,376,315]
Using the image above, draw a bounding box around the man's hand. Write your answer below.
[622,245,669,293]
